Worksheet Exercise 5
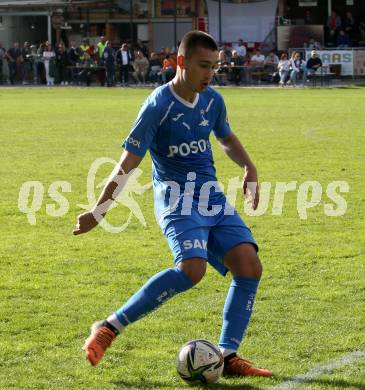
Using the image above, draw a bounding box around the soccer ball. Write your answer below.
[176,339,224,384]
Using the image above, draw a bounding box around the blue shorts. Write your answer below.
[162,208,258,276]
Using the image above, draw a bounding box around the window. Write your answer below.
[158,0,192,16]
[115,0,148,18]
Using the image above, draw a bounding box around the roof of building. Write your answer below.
[0,0,68,6]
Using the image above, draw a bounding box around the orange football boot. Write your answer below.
[83,321,118,366]
[224,355,273,377]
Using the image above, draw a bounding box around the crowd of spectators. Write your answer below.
[0,37,177,87]
[215,44,281,86]
[281,8,365,48]
[0,32,359,88]
[325,10,365,48]
[215,43,327,87]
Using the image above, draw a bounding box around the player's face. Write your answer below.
[183,47,219,93]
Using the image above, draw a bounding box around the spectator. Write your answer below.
[337,29,351,48]
[79,38,90,62]
[36,42,46,83]
[78,52,96,86]
[242,52,252,84]
[303,50,322,82]
[222,43,232,62]
[55,42,68,85]
[327,11,341,36]
[116,43,132,86]
[215,49,229,86]
[21,41,32,84]
[277,52,290,86]
[6,42,22,84]
[68,40,80,85]
[161,54,176,84]
[68,40,80,64]
[289,51,304,86]
[229,50,244,86]
[29,45,40,84]
[132,50,149,84]
[103,40,115,87]
[327,30,337,47]
[264,50,279,73]
[96,36,107,59]
[218,49,228,64]
[342,11,355,45]
[0,42,5,84]
[304,9,313,25]
[233,39,246,59]
[250,49,265,83]
[149,52,162,85]
[250,49,265,70]
[308,38,322,50]
[96,36,107,86]
[136,39,149,58]
[359,19,365,46]
[43,43,56,86]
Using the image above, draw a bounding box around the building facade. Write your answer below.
[0,0,364,50]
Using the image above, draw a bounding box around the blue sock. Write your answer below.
[115,268,193,327]
[218,276,259,352]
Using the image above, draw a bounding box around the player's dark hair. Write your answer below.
[178,31,218,59]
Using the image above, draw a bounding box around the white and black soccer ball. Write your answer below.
[176,339,224,385]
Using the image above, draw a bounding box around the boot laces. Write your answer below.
[230,356,253,370]
[94,328,114,349]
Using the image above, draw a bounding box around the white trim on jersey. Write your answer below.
[168,82,199,109]
[160,101,175,125]
[205,98,214,112]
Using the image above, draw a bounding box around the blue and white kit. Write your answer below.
[123,82,257,276]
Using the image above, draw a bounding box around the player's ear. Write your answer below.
[177,55,185,68]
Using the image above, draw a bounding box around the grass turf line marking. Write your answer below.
[270,350,365,390]
[303,128,324,140]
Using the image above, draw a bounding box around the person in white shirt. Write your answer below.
[43,43,55,86]
[277,53,290,86]
[289,51,304,86]
[250,49,265,70]
[116,43,131,85]
[233,39,247,59]
[264,51,279,73]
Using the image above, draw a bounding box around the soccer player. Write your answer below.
[73,31,272,377]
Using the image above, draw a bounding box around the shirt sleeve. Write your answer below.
[212,94,232,139]
[122,97,160,157]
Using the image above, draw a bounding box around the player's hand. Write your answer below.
[73,211,99,235]
[243,166,260,210]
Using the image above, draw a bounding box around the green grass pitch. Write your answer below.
[0,86,364,389]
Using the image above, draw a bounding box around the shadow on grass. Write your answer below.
[111,375,365,389]
[111,379,265,389]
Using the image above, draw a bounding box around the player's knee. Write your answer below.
[243,252,262,279]
[177,258,207,286]
[253,256,263,279]
[227,246,263,279]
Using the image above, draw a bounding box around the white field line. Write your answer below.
[303,128,323,140]
[270,350,365,390]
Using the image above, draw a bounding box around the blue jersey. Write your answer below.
[123,83,232,224]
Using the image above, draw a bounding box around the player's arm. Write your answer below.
[73,150,143,235]
[218,131,259,210]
